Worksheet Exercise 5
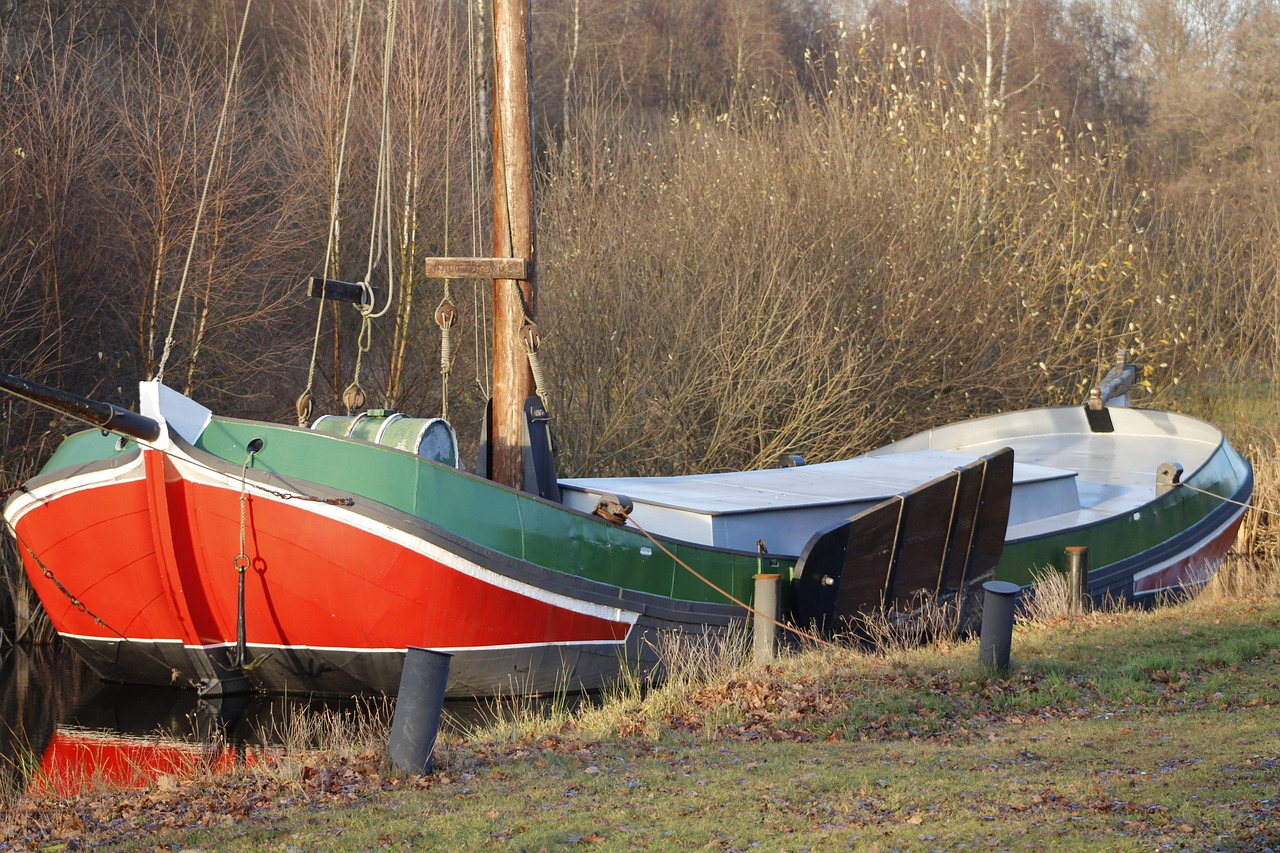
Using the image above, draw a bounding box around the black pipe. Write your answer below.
[388,647,453,775]
[978,580,1021,670]
[0,371,161,443]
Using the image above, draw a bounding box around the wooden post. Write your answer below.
[490,0,537,491]
[753,574,780,663]
[1065,546,1088,615]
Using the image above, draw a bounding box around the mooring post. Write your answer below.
[978,580,1021,670]
[753,574,780,663]
[388,647,453,775]
[1064,546,1088,615]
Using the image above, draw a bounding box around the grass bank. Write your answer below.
[4,585,1278,851]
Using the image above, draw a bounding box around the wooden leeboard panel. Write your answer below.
[834,497,902,621]
[936,458,987,593]
[791,496,901,631]
[790,446,1016,633]
[886,470,959,609]
[968,447,1015,583]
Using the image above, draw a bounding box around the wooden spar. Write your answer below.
[423,257,529,281]
[490,0,537,491]
[0,371,161,442]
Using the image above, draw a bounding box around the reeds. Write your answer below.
[834,594,966,655]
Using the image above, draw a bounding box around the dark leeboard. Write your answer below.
[790,449,1015,632]
[967,448,1014,583]
[936,457,987,593]
[790,496,902,632]
[886,469,959,609]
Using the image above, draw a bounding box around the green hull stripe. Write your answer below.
[192,418,778,606]
[994,440,1250,585]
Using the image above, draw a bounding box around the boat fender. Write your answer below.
[593,493,634,525]
[1156,462,1183,496]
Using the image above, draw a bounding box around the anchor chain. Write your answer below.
[6,520,197,688]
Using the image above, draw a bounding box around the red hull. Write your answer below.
[10,449,635,693]
[1131,510,1245,597]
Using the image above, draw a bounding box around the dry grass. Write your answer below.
[258,696,396,780]
[541,37,1280,475]
[1197,554,1280,603]
[0,538,53,646]
[1019,565,1084,625]
[271,696,394,754]
[833,593,965,654]
[527,624,756,741]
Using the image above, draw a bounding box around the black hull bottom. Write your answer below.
[62,609,743,699]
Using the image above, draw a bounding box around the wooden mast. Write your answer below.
[490,0,536,490]
[422,0,536,491]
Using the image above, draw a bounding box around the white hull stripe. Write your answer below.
[58,631,628,654]
[4,453,148,526]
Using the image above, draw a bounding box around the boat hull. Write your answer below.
[5,425,748,697]
[874,406,1254,604]
[4,392,1252,697]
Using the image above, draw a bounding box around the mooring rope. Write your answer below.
[616,510,838,650]
[1176,481,1259,512]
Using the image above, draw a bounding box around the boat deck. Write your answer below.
[872,406,1224,542]
[560,450,1071,556]
[560,406,1223,556]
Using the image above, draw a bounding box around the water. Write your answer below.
[0,644,385,802]
[1,642,582,803]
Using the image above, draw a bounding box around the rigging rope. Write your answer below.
[359,0,400,322]
[342,0,400,413]
[298,0,371,425]
[469,0,490,399]
[436,0,457,419]
[155,0,255,385]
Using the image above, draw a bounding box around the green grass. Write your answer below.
[7,594,1277,851]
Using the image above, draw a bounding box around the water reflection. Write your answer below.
[1,644,575,803]
[2,645,360,802]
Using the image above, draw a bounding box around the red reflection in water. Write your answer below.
[28,727,271,798]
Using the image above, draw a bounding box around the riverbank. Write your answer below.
[3,576,1278,851]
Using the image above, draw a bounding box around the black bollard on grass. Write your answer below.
[978,580,1021,670]
[388,647,453,775]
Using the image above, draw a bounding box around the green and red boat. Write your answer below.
[0,0,1252,699]
[0,370,1251,697]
